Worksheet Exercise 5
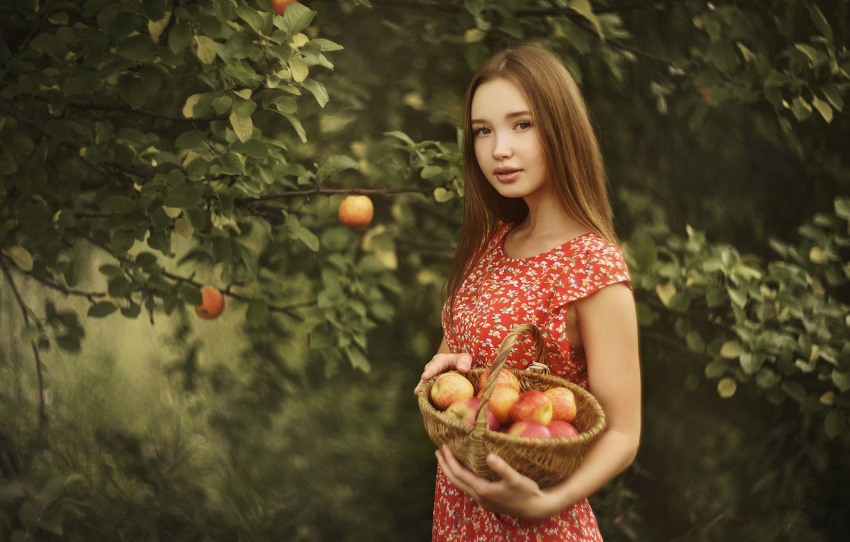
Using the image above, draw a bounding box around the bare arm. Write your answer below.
[436,282,641,520]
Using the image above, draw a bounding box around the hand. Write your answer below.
[413,352,473,396]
[435,444,559,522]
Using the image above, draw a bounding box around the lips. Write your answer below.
[494,166,522,183]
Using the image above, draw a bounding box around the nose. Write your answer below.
[491,132,513,160]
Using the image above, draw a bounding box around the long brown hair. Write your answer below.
[444,43,616,319]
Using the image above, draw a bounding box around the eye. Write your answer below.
[515,120,532,130]
[473,127,490,136]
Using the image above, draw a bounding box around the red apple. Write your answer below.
[480,385,519,425]
[195,286,224,319]
[446,396,499,430]
[506,420,552,439]
[548,419,579,438]
[430,371,474,411]
[269,0,297,16]
[477,368,520,393]
[510,390,553,425]
[544,387,577,423]
[338,195,374,228]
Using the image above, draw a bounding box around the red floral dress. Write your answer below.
[433,221,631,541]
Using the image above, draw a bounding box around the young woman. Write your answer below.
[413,44,642,540]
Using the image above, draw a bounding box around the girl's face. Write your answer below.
[470,78,550,201]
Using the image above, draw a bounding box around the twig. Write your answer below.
[69,229,313,321]
[0,258,49,436]
[23,91,228,122]
[237,186,433,204]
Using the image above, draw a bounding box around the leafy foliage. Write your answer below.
[1,0,849,540]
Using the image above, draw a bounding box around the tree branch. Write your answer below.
[23,90,229,123]
[0,258,49,437]
[237,186,434,204]
[69,229,314,321]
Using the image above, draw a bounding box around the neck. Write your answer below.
[517,184,584,237]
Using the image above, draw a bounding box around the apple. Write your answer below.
[548,419,579,438]
[477,368,520,393]
[269,0,297,16]
[195,286,224,319]
[480,385,519,425]
[430,371,474,410]
[506,420,551,439]
[446,396,499,430]
[510,390,553,425]
[544,387,577,423]
[338,195,374,228]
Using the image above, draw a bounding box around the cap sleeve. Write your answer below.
[546,240,631,355]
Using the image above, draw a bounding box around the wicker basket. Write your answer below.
[418,323,606,489]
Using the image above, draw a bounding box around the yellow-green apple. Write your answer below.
[338,195,374,228]
[269,0,297,16]
[506,420,552,439]
[446,396,499,430]
[430,371,474,410]
[477,368,520,393]
[544,387,577,422]
[510,390,553,425]
[195,286,224,319]
[480,385,519,425]
[547,419,579,438]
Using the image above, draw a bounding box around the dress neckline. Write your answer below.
[497,222,596,262]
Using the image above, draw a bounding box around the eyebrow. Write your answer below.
[470,111,532,124]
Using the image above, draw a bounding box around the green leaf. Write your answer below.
[118,34,158,61]
[194,36,218,64]
[832,370,850,393]
[812,96,833,123]
[2,246,33,271]
[175,130,209,150]
[301,79,328,107]
[31,32,67,59]
[278,2,316,35]
[212,0,232,21]
[100,195,137,214]
[781,381,806,403]
[223,61,262,83]
[117,73,146,109]
[790,95,812,121]
[88,302,118,317]
[835,197,850,220]
[819,84,843,112]
[809,4,833,42]
[709,41,740,74]
[165,185,202,209]
[310,38,343,52]
[231,96,257,119]
[282,113,307,143]
[345,346,371,372]
[289,59,308,82]
[433,187,453,202]
[246,299,269,328]
[0,152,17,174]
[169,21,193,53]
[0,131,34,155]
[825,410,845,439]
[297,226,320,252]
[225,32,253,59]
[568,0,603,39]
[229,112,253,143]
[236,5,273,36]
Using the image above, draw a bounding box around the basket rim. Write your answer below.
[417,369,606,447]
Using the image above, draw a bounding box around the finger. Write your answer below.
[441,445,489,496]
[420,357,449,381]
[485,454,529,487]
[456,353,472,373]
[436,450,478,498]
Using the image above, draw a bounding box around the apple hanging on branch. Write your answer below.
[195,286,225,320]
[270,0,298,16]
[338,195,374,228]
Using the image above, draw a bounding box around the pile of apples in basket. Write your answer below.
[430,368,579,439]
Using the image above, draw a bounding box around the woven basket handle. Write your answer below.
[474,323,548,433]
